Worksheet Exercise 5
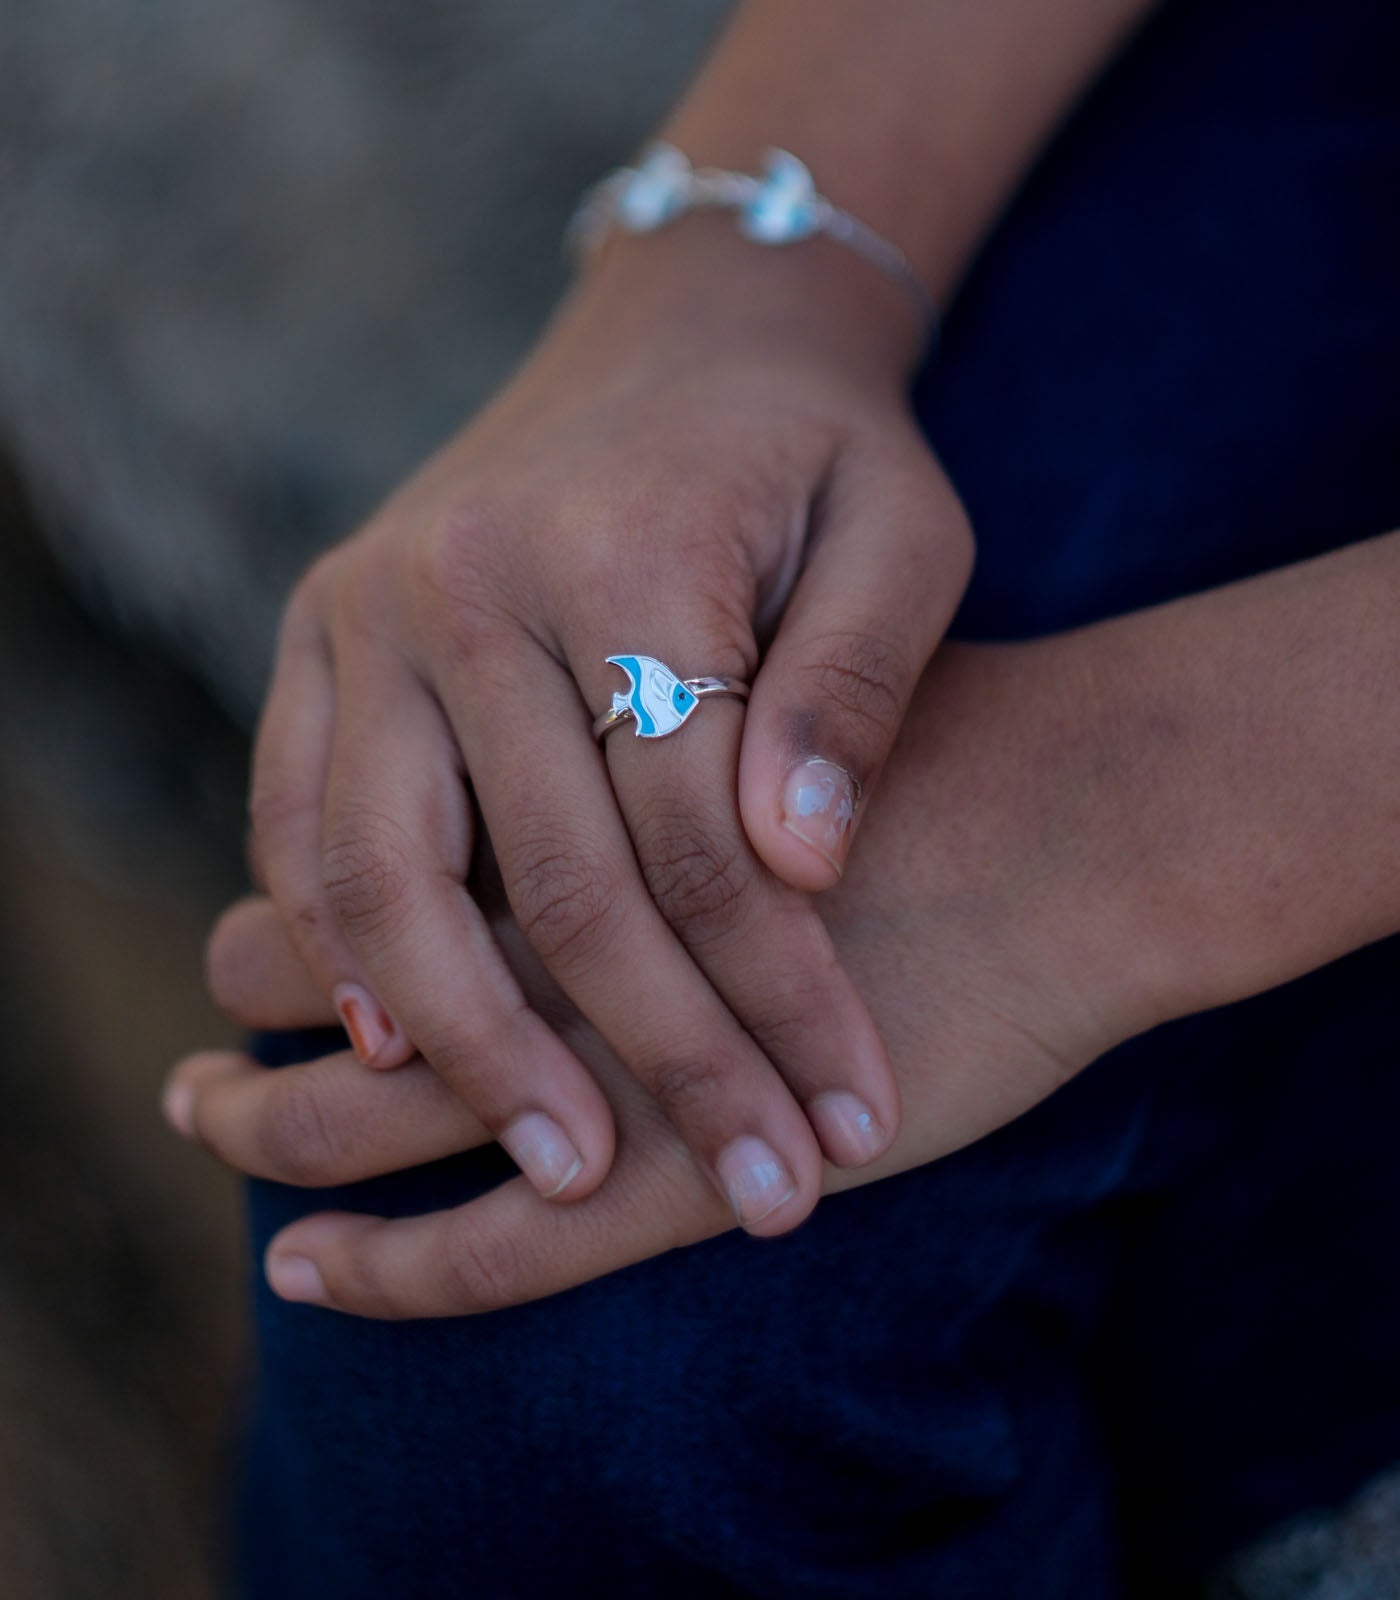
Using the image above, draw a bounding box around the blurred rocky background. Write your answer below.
[0,1,1394,1596]
[0,3,723,1594]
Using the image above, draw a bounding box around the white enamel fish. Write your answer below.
[605,654,699,738]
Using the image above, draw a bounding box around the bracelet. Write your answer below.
[565,141,937,324]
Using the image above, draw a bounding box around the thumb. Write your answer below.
[739,432,973,890]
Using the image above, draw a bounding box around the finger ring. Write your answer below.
[592,653,749,741]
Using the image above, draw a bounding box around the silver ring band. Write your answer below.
[593,655,749,741]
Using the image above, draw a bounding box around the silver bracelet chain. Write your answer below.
[566,141,937,325]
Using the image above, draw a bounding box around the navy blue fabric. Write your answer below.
[228,0,1400,1593]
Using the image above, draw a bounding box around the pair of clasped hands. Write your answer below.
[160,223,1174,1320]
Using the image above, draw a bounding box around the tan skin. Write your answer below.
[166,529,1400,1316]
[240,0,1161,1240]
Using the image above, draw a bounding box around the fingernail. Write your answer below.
[717,1136,797,1228]
[500,1112,585,1199]
[780,759,858,876]
[161,1078,197,1139]
[267,1253,330,1305]
[808,1091,885,1166]
[333,981,399,1066]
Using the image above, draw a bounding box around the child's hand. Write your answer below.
[246,221,971,1233]
[178,514,1400,1315]
[172,637,1168,1316]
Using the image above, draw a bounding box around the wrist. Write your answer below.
[556,200,930,394]
[828,640,1180,1073]
[1070,537,1400,1021]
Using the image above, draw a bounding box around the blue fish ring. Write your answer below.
[592,654,750,741]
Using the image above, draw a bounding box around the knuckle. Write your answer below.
[510,831,620,968]
[283,890,336,951]
[282,553,336,634]
[564,507,757,681]
[244,779,336,949]
[243,823,267,892]
[410,506,518,660]
[562,524,633,614]
[800,629,911,747]
[664,576,759,685]
[248,766,312,842]
[741,999,815,1068]
[321,812,417,946]
[645,1053,734,1120]
[204,905,254,1020]
[257,1077,343,1186]
[323,1219,409,1321]
[635,810,751,948]
[403,1013,508,1090]
[736,921,843,1055]
[442,1216,526,1312]
[324,554,391,642]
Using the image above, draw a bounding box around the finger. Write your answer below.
[319,632,616,1203]
[261,1136,727,1320]
[739,432,973,890]
[248,567,413,1066]
[585,636,902,1173]
[161,1047,485,1185]
[432,629,825,1237]
[205,896,337,1030]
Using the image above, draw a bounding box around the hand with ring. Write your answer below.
[185,504,1400,1312]
[246,211,973,1236]
[190,635,1151,1314]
